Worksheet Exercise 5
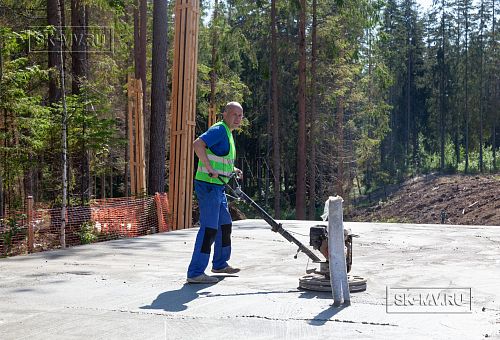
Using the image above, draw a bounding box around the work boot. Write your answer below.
[186,273,219,284]
[211,265,240,274]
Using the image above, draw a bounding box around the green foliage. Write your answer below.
[196,2,252,131]
[0,0,498,219]
[419,138,500,174]
[77,221,98,245]
[0,28,51,190]
[0,214,26,255]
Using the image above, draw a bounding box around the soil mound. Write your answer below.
[348,174,500,226]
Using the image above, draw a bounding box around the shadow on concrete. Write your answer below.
[308,304,350,326]
[140,280,224,312]
[297,289,350,326]
[198,289,300,298]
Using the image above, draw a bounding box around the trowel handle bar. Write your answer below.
[217,174,322,263]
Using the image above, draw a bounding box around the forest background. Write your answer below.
[0,0,498,221]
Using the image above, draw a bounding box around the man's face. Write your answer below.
[224,107,244,130]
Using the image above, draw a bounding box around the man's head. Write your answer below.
[222,102,244,130]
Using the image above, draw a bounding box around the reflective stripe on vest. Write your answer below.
[195,121,235,184]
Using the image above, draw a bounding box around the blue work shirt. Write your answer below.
[199,124,230,156]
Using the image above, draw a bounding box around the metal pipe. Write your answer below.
[219,174,322,263]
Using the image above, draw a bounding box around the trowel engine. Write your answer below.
[298,225,366,292]
[309,225,352,273]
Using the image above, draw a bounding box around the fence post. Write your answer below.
[27,196,34,253]
[328,196,350,306]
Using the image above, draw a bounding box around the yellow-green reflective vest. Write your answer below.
[195,121,235,184]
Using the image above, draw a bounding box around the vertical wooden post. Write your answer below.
[127,76,146,196]
[27,196,34,253]
[169,0,199,230]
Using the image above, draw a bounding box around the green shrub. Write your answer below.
[77,221,98,245]
[0,214,26,255]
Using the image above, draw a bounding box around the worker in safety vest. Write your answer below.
[187,102,244,284]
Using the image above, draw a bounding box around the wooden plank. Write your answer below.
[168,0,199,230]
[178,5,191,229]
[186,1,198,228]
[179,4,191,229]
[187,0,199,228]
[185,0,196,228]
[175,4,188,229]
[168,14,179,228]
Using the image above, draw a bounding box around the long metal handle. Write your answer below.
[219,175,322,262]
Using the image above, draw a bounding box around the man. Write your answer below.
[187,102,244,284]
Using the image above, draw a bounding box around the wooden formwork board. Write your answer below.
[169,0,199,230]
[127,76,146,197]
[187,4,199,224]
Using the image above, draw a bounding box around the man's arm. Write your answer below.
[193,138,218,178]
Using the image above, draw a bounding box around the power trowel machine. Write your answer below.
[218,173,367,293]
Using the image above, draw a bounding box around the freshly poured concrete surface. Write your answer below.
[0,220,499,339]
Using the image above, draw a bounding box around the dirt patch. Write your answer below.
[347,174,500,226]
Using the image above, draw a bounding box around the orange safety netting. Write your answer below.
[0,194,170,256]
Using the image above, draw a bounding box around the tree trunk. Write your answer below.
[124,96,130,197]
[57,0,69,248]
[71,0,90,204]
[138,0,148,183]
[139,0,147,117]
[0,173,3,219]
[24,155,34,197]
[406,30,411,168]
[336,97,345,198]
[124,4,134,197]
[464,0,469,173]
[454,0,461,168]
[295,0,306,220]
[71,0,87,95]
[48,0,62,104]
[134,0,140,79]
[0,43,3,218]
[47,0,65,204]
[148,0,168,195]
[479,0,485,173]
[209,0,219,127]
[439,0,446,172]
[271,0,281,218]
[101,173,105,199]
[493,0,497,171]
[133,0,148,186]
[109,163,113,198]
[307,0,317,220]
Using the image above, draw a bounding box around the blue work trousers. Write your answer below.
[187,180,233,278]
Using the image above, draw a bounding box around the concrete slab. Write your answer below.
[0,220,499,339]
